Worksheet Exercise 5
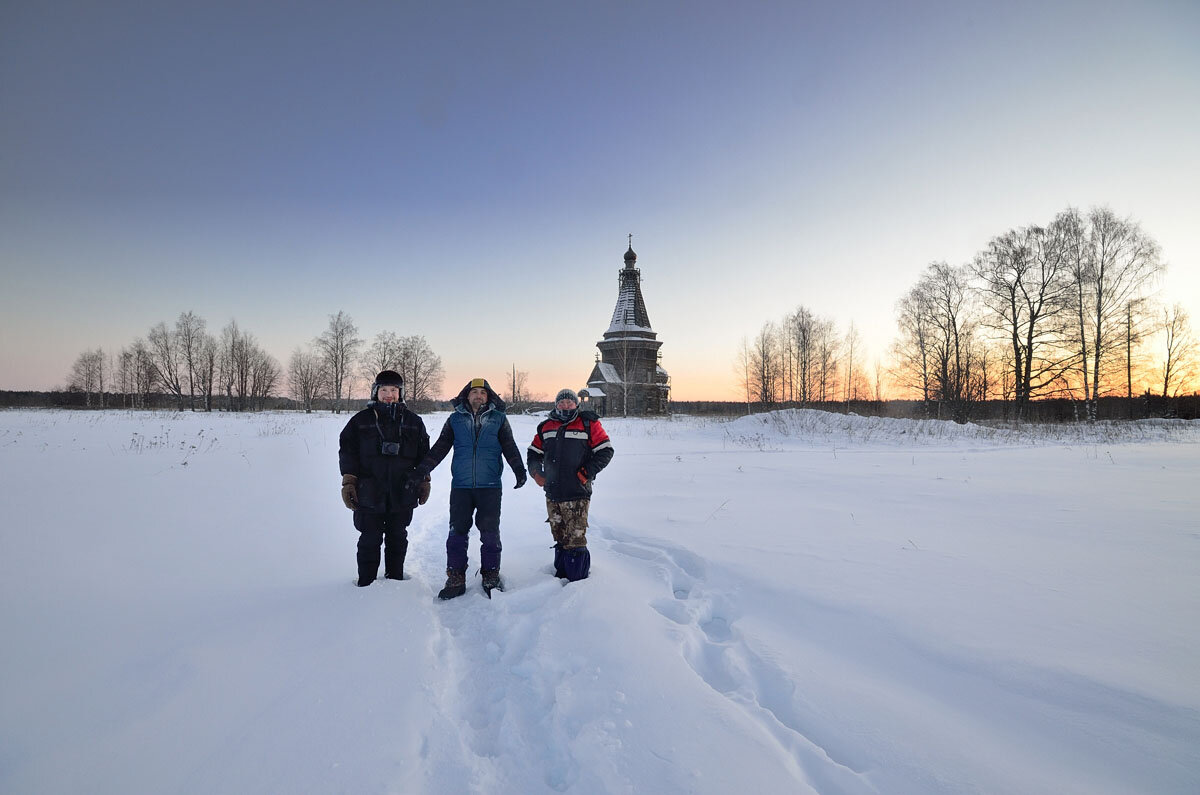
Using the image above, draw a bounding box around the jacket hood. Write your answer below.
[451,379,506,412]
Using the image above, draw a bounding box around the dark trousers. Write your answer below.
[446,487,502,572]
[354,508,413,583]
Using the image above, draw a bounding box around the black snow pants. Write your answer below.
[354,507,413,584]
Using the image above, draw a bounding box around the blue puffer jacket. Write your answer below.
[420,379,526,489]
[448,402,507,487]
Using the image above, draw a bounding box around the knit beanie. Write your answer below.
[555,388,579,405]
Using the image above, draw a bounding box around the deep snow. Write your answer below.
[1,408,1198,794]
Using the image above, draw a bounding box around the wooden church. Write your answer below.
[580,239,670,416]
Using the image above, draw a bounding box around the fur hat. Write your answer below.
[555,388,579,405]
[371,370,404,401]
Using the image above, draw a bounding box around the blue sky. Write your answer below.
[2,0,1197,400]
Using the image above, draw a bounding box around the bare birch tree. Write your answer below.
[123,339,157,408]
[1160,304,1197,400]
[396,335,444,402]
[734,337,753,409]
[506,365,530,410]
[785,306,819,405]
[289,347,324,413]
[972,218,1075,420]
[1120,298,1155,418]
[175,311,207,411]
[842,321,864,404]
[902,262,984,422]
[147,321,185,409]
[893,283,935,413]
[195,333,218,412]
[749,322,780,404]
[249,346,281,411]
[315,311,361,413]
[68,348,106,407]
[360,330,403,385]
[814,318,839,403]
[1064,207,1163,421]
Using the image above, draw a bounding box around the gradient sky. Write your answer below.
[2,0,1197,401]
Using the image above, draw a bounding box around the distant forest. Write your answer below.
[4,391,1195,423]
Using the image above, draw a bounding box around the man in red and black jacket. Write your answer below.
[527,388,614,581]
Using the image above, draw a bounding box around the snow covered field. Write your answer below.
[1,407,1198,794]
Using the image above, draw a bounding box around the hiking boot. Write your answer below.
[438,568,467,600]
[481,568,504,597]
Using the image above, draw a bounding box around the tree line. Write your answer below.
[65,311,448,413]
[740,206,1196,422]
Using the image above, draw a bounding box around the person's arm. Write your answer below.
[580,420,614,480]
[526,424,546,486]
[338,418,360,509]
[338,418,360,476]
[416,418,454,473]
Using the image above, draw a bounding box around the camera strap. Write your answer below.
[372,408,403,444]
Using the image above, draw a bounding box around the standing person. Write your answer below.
[338,370,431,587]
[527,388,614,582]
[411,378,527,599]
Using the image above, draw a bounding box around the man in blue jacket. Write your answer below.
[412,378,527,599]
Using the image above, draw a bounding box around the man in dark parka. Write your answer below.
[338,370,430,586]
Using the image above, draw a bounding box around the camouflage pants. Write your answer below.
[546,498,590,549]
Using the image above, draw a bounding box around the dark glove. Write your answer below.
[514,470,527,489]
[407,466,429,492]
[340,474,358,510]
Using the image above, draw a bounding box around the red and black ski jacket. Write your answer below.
[527,410,614,502]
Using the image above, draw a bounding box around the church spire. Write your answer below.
[608,236,652,335]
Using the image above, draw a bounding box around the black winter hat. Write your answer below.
[371,370,405,401]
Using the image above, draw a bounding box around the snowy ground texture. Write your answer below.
[2,407,1199,794]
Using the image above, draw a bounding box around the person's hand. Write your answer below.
[341,474,358,510]
[514,470,527,489]
[407,466,429,491]
[532,472,546,488]
[417,479,431,505]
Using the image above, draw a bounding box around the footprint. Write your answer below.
[701,616,733,643]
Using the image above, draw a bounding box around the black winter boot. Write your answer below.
[438,568,467,600]
[481,568,504,597]
[384,538,408,581]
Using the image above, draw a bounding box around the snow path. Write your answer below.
[595,522,1200,795]
[2,408,1198,794]
[601,525,875,794]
